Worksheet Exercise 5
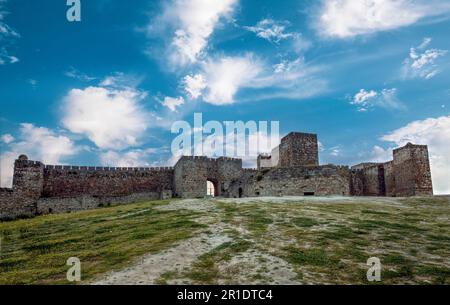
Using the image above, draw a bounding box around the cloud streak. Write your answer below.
[350,88,404,112]
[148,0,238,67]
[316,0,450,38]
[402,38,448,79]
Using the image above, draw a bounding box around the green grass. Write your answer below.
[215,196,450,284]
[0,200,206,284]
[284,247,336,267]
[291,217,319,228]
[1,196,449,285]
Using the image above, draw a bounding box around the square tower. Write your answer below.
[393,143,433,196]
[279,132,319,167]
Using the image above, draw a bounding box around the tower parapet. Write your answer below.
[279,132,319,167]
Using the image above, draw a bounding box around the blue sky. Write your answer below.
[0,0,449,193]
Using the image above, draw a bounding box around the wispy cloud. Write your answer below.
[350,88,404,112]
[0,47,18,65]
[402,38,448,80]
[244,19,294,44]
[244,19,312,53]
[315,0,450,39]
[64,67,97,82]
[0,0,20,65]
[194,54,264,105]
[161,96,185,112]
[147,0,238,67]
[182,55,327,105]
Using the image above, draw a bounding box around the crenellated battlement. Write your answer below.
[178,155,241,163]
[44,165,174,172]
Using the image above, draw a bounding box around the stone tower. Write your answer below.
[13,155,45,197]
[279,132,319,167]
[393,143,433,196]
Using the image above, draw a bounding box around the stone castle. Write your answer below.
[0,132,433,220]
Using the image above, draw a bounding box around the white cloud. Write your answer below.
[100,149,157,167]
[1,133,14,143]
[189,55,327,105]
[369,145,394,163]
[61,86,150,150]
[354,89,378,105]
[0,124,76,187]
[351,88,404,112]
[183,74,207,99]
[316,0,450,38]
[150,0,238,66]
[381,114,450,194]
[162,96,185,112]
[244,19,293,43]
[244,19,312,53]
[402,38,448,79]
[199,54,264,105]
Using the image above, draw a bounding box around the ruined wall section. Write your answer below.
[233,165,351,197]
[1,155,175,220]
[216,157,243,194]
[226,169,258,198]
[42,165,173,199]
[350,163,386,196]
[383,161,396,197]
[279,132,319,167]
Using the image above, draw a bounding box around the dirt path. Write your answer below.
[93,230,231,285]
[92,198,299,285]
[93,199,230,285]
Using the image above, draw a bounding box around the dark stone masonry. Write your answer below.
[0,132,433,220]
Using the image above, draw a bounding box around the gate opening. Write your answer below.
[207,180,216,197]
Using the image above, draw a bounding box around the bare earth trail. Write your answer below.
[92,198,299,285]
[91,196,450,285]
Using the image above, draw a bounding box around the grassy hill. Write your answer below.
[0,196,448,285]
